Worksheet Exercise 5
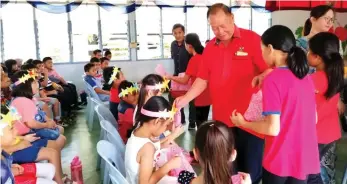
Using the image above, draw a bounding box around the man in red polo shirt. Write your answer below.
[176,3,269,183]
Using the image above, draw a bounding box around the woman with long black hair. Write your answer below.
[166,33,211,129]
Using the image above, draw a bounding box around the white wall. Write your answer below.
[55,59,174,91]
[272,11,347,35]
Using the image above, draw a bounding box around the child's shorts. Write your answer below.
[12,139,48,164]
[32,128,60,140]
[98,94,110,102]
[37,98,58,109]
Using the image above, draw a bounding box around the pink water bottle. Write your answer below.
[70,156,84,184]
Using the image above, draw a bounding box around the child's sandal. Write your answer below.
[62,174,73,184]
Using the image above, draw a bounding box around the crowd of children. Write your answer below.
[1,3,346,184]
[0,53,89,183]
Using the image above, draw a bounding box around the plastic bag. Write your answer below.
[155,144,195,177]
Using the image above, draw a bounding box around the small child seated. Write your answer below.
[21,63,63,126]
[0,105,57,184]
[10,70,65,143]
[103,66,125,121]
[90,57,104,85]
[84,63,110,101]
[117,80,139,143]
[177,121,251,184]
[43,57,80,110]
[125,96,181,184]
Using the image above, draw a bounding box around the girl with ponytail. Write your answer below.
[306,32,344,184]
[177,121,251,184]
[134,74,165,125]
[167,33,211,129]
[125,96,182,184]
[130,74,184,146]
[231,25,320,184]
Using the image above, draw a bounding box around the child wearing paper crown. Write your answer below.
[118,80,139,143]
[0,105,57,184]
[10,71,66,143]
[125,96,182,184]
[132,74,184,144]
[177,121,251,184]
[103,66,125,121]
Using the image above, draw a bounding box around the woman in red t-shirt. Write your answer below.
[103,66,125,121]
[307,32,344,184]
[167,33,211,128]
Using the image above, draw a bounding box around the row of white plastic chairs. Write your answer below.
[82,76,128,183]
[94,104,128,184]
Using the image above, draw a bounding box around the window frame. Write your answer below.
[0,1,271,63]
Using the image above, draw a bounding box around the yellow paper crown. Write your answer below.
[168,101,178,120]
[0,106,21,136]
[145,77,170,91]
[108,67,121,85]
[141,101,178,120]
[14,70,37,86]
[118,82,140,98]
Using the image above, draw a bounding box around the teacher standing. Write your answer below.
[175,3,269,183]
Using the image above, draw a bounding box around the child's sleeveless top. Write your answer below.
[125,134,160,184]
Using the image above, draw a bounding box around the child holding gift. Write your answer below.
[132,74,184,144]
[231,25,320,183]
[125,96,182,184]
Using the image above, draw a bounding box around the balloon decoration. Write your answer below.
[0,0,269,14]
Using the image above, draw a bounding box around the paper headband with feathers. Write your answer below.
[145,78,170,91]
[14,70,38,86]
[140,102,179,120]
[118,82,140,98]
[108,67,121,85]
[0,106,21,136]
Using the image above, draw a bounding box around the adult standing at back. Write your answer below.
[170,24,196,129]
[297,5,346,136]
[297,5,343,55]
[175,3,269,183]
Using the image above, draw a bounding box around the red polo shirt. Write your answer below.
[197,25,268,136]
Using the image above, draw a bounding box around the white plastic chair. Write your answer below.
[342,164,347,184]
[95,105,118,130]
[82,77,109,131]
[110,173,128,184]
[97,140,127,184]
[99,120,125,158]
